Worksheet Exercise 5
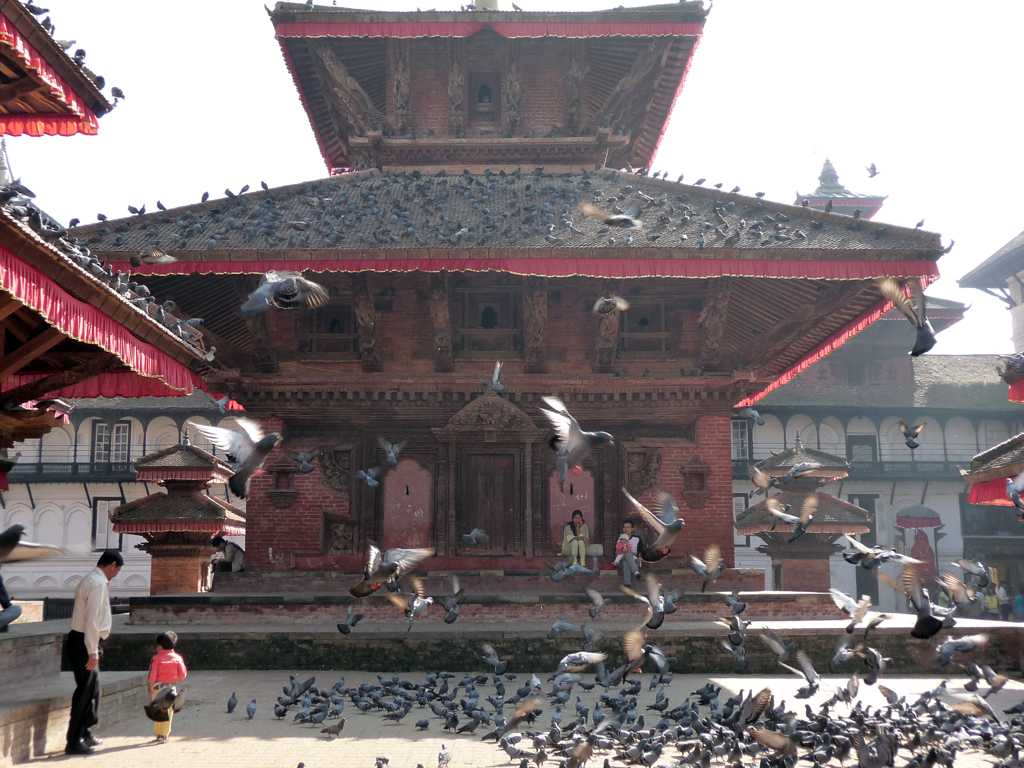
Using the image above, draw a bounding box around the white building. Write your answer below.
[1,392,246,598]
[731,301,1022,609]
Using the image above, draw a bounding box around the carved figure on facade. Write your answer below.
[316,47,381,138]
[697,279,730,369]
[626,448,662,497]
[523,277,548,372]
[320,448,352,492]
[595,307,621,370]
[600,42,664,134]
[502,45,522,137]
[566,47,588,135]
[327,521,356,554]
[444,392,536,434]
[429,275,454,372]
[448,41,466,138]
[352,273,382,372]
[390,41,412,136]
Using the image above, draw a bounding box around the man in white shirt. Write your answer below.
[211,535,245,573]
[65,550,122,756]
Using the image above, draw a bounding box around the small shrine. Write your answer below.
[735,436,870,591]
[796,159,886,220]
[111,438,245,595]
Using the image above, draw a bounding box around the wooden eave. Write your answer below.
[0,0,111,116]
[0,215,203,369]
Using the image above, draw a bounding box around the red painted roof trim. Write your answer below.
[274,19,705,39]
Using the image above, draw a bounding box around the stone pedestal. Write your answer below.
[141,537,216,595]
[757,534,840,592]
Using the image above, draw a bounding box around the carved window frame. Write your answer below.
[617,300,671,356]
[453,286,523,358]
[298,295,359,359]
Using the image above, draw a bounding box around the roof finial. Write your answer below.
[794,433,803,451]
[182,426,191,447]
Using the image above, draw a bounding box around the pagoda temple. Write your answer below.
[734,436,870,592]
[0,4,209,486]
[71,1,946,583]
[796,159,886,221]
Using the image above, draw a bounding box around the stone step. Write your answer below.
[129,589,832,625]
[0,671,147,766]
[0,625,63,693]
[98,615,1024,676]
[210,567,766,596]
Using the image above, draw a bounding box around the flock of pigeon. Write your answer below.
[0,181,209,358]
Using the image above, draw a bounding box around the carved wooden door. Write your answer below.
[458,452,520,554]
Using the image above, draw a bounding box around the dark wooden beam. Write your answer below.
[0,76,43,105]
[0,296,22,323]
[428,274,453,373]
[0,327,65,379]
[0,355,117,409]
[522,277,548,373]
[351,273,382,372]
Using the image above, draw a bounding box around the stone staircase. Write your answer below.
[0,619,147,766]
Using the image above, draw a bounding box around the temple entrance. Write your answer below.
[381,459,433,550]
[458,451,521,554]
[548,468,597,558]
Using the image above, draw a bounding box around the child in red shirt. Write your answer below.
[147,631,188,742]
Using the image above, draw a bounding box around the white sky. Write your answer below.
[10,0,1023,355]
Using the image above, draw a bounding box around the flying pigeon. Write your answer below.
[539,396,614,492]
[240,271,329,317]
[765,495,817,543]
[591,294,630,315]
[736,407,765,425]
[356,467,382,488]
[336,605,364,635]
[842,535,922,570]
[350,542,434,597]
[688,545,726,592]
[579,202,642,229]
[877,278,936,356]
[620,488,685,550]
[460,528,489,547]
[188,418,282,499]
[0,524,65,563]
[899,419,926,450]
[779,650,821,698]
[828,588,872,634]
[292,450,319,474]
[377,438,405,466]
[488,361,505,393]
[129,247,177,268]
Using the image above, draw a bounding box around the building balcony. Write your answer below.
[731,441,978,480]
[9,444,190,483]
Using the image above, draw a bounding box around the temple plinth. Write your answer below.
[735,437,870,592]
[111,439,245,595]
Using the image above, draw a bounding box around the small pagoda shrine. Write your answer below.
[796,159,886,220]
[111,437,245,595]
[735,436,870,592]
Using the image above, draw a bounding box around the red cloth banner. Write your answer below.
[968,477,1012,506]
[0,246,201,396]
[1009,379,1024,404]
[115,256,941,282]
[275,20,705,39]
[0,13,100,136]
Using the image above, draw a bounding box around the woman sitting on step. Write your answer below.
[560,510,590,568]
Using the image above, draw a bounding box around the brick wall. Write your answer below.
[410,40,450,136]
[777,558,831,592]
[150,555,211,596]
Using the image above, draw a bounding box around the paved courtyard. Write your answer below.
[30,669,1024,768]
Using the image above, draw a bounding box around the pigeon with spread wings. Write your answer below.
[349,542,434,598]
[779,650,820,698]
[765,496,817,544]
[899,419,926,450]
[842,535,922,570]
[187,418,281,499]
[876,278,936,356]
[620,488,685,550]
[0,524,66,563]
[240,270,329,317]
[580,202,642,229]
[688,545,726,592]
[539,396,614,492]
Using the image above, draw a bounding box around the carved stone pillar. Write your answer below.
[594,287,622,372]
[447,40,466,138]
[352,273,382,372]
[389,40,411,135]
[522,277,548,373]
[429,274,454,373]
[501,41,522,137]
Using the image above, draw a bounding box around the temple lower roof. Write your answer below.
[735,491,871,535]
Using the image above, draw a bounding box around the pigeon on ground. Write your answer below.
[539,396,614,493]
[0,524,65,563]
[688,545,726,592]
[227,691,238,713]
[877,278,936,356]
[240,271,329,317]
[899,419,926,450]
[246,698,257,719]
[188,418,282,499]
[620,488,685,550]
[321,718,345,737]
[378,438,405,466]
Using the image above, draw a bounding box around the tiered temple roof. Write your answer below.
[735,490,870,536]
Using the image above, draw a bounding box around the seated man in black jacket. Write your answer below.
[0,570,22,632]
